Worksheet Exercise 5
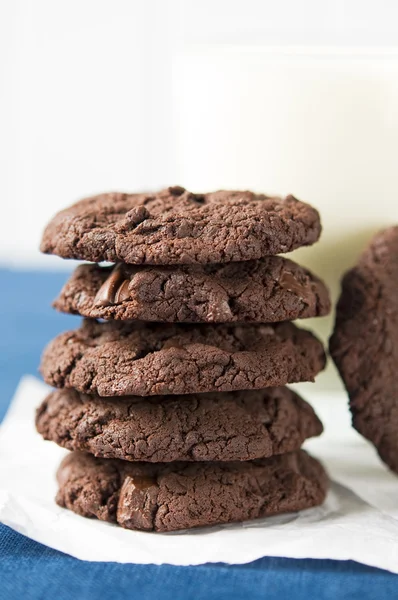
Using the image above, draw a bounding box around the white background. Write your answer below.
[2,0,398,269]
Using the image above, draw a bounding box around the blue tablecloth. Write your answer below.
[1,268,396,599]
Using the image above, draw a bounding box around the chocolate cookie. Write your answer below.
[36,387,323,462]
[330,227,398,473]
[54,258,330,323]
[40,320,326,396]
[56,450,328,532]
[40,187,321,265]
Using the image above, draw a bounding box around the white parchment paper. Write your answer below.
[1,376,398,572]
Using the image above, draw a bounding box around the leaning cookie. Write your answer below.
[56,450,328,532]
[40,320,326,397]
[54,258,330,323]
[330,226,398,474]
[36,387,323,462]
[40,186,321,265]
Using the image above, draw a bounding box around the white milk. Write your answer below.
[172,47,398,389]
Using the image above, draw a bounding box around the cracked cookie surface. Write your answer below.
[40,320,326,396]
[56,450,328,532]
[53,257,330,323]
[330,227,398,474]
[36,387,323,462]
[40,186,321,265]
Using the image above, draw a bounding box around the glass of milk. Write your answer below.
[172,47,398,389]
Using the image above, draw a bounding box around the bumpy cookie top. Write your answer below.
[36,386,323,462]
[329,226,398,473]
[56,450,328,532]
[40,186,322,264]
[54,257,330,323]
[40,319,326,397]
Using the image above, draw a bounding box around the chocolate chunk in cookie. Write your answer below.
[40,187,321,265]
[36,386,323,462]
[330,226,398,473]
[53,258,330,323]
[56,450,328,532]
[40,320,326,396]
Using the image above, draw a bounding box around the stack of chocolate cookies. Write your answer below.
[37,187,330,532]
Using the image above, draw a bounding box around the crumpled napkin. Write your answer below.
[0,376,397,572]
